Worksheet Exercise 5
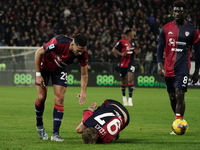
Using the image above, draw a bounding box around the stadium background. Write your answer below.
[0,0,200,87]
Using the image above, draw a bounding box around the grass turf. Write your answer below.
[0,86,200,150]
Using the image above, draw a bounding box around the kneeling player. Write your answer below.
[76,99,130,144]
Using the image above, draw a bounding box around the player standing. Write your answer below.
[35,34,88,141]
[157,0,200,134]
[76,99,130,144]
[112,29,135,106]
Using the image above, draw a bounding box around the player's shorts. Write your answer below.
[99,99,130,127]
[40,67,68,87]
[165,75,189,92]
[120,65,135,77]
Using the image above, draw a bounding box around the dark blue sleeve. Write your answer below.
[193,41,200,69]
[157,27,166,63]
[115,41,122,52]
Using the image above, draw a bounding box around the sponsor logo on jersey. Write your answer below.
[176,41,186,46]
[168,31,173,34]
[185,31,190,36]
[171,48,183,52]
[74,58,78,63]
[168,38,176,46]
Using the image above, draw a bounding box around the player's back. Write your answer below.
[83,105,126,143]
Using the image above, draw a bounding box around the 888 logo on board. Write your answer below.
[96,75,114,86]
[14,73,35,85]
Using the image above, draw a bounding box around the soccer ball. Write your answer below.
[172,119,188,135]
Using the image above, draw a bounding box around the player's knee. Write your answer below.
[176,90,184,102]
[37,94,46,102]
[54,94,65,105]
[169,92,175,101]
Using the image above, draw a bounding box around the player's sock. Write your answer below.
[175,113,183,120]
[35,99,45,127]
[53,104,64,134]
[128,82,134,98]
[121,83,126,96]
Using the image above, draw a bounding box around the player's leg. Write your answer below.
[165,77,176,115]
[36,86,48,140]
[50,68,67,141]
[127,72,134,106]
[121,76,127,106]
[120,68,128,106]
[51,84,66,141]
[35,69,49,140]
[168,92,176,114]
[174,75,188,120]
[175,88,185,119]
[165,77,177,135]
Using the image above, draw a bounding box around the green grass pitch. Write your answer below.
[0,86,200,150]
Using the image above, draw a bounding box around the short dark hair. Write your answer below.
[173,0,187,9]
[74,34,87,47]
[82,127,99,144]
[125,29,132,35]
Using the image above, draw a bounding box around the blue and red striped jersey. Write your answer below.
[157,21,200,77]
[115,38,134,68]
[41,35,88,72]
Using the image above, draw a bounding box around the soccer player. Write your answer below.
[112,29,135,106]
[35,34,88,141]
[76,99,129,144]
[156,0,200,134]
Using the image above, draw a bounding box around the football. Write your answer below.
[172,119,189,135]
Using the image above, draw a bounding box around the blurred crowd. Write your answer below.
[0,0,199,73]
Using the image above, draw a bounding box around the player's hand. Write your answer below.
[76,92,86,105]
[191,69,199,84]
[158,62,165,77]
[36,76,46,89]
[121,52,127,57]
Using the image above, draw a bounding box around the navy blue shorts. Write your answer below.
[99,99,130,127]
[120,65,135,77]
[41,68,68,87]
[165,75,189,92]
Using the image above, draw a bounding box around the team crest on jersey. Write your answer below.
[185,31,190,36]
[74,58,78,63]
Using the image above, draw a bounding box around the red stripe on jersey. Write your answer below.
[163,21,179,77]
[44,37,57,51]
[82,110,93,123]
[193,29,200,44]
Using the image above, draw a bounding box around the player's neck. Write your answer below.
[126,37,131,42]
[69,42,73,51]
[175,20,187,27]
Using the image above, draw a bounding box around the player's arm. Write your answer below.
[76,121,86,133]
[76,64,88,105]
[35,47,45,88]
[191,41,200,84]
[157,27,166,76]
[87,102,97,112]
[112,42,126,57]
[76,102,96,133]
